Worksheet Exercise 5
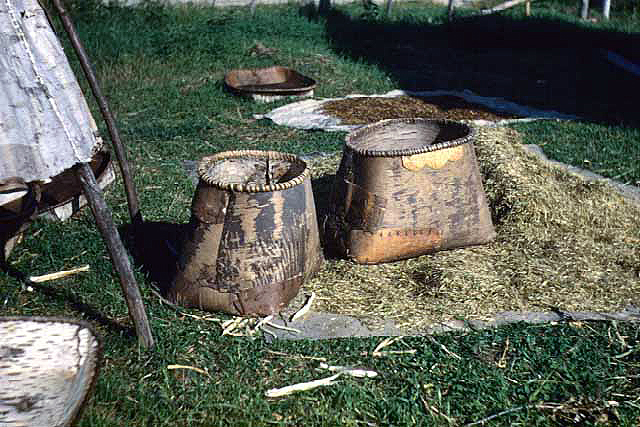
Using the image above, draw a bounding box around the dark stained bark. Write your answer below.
[169,151,323,316]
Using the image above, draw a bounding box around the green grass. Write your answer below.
[80,321,640,426]
[511,121,640,185]
[2,1,640,425]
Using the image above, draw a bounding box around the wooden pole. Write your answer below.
[447,0,455,20]
[51,0,142,226]
[481,0,530,14]
[249,0,258,16]
[602,0,611,19]
[75,162,154,349]
[580,0,589,19]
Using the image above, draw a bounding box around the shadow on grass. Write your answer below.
[0,260,136,339]
[121,221,188,296]
[322,8,640,127]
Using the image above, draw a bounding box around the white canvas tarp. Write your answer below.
[0,0,99,185]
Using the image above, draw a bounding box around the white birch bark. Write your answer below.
[0,0,100,184]
[0,318,100,427]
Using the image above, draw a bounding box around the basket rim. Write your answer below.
[345,118,475,157]
[197,150,309,192]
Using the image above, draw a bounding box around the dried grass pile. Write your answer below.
[320,96,520,124]
[299,126,640,331]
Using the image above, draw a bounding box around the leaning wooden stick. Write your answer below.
[76,162,154,349]
[50,0,141,225]
[29,265,90,283]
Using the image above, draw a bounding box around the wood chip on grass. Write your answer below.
[266,362,378,398]
[29,265,90,283]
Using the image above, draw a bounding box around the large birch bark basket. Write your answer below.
[325,118,496,264]
[169,150,323,316]
[0,317,101,427]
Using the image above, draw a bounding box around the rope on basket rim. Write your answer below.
[197,150,310,193]
[345,118,476,157]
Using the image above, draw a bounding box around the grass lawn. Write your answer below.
[2,0,639,425]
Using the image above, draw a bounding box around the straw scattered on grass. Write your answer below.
[29,265,90,283]
[300,126,640,332]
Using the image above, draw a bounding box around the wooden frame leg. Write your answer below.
[76,163,154,349]
[52,0,142,226]
[581,0,589,19]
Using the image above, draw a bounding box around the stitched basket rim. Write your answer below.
[197,150,309,192]
[345,118,475,157]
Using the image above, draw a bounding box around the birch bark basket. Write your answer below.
[0,317,101,427]
[0,0,100,189]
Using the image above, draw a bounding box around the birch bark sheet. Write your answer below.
[0,0,100,185]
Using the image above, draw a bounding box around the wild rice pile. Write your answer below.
[298,126,640,331]
[320,96,520,124]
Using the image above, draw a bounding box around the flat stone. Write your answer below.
[262,306,640,341]
[262,311,406,342]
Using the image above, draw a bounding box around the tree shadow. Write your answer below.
[322,8,640,127]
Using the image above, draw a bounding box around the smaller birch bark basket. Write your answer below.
[325,118,496,264]
[0,317,101,427]
[169,150,323,316]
